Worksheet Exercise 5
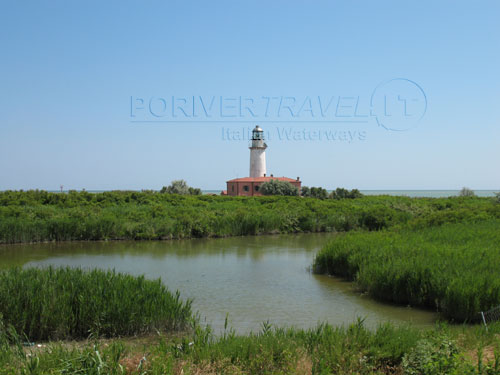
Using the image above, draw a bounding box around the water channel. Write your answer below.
[0,233,437,333]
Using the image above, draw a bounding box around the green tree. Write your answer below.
[348,189,363,199]
[459,187,475,197]
[161,180,201,195]
[302,186,328,199]
[260,179,299,196]
[329,188,364,200]
[188,187,202,195]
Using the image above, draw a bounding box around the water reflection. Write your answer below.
[0,233,437,333]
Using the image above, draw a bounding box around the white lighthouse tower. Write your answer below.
[249,126,267,178]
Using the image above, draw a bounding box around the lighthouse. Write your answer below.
[224,125,301,196]
[249,126,267,178]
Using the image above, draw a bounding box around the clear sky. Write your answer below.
[1,1,499,190]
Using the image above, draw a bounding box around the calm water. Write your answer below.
[0,234,437,333]
[359,190,498,198]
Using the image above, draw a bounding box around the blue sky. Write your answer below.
[1,1,499,190]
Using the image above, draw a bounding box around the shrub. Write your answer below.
[188,187,202,195]
[459,187,476,197]
[359,207,392,230]
[349,188,364,199]
[160,180,201,195]
[402,337,463,375]
[330,187,364,199]
[260,179,299,196]
[301,186,328,199]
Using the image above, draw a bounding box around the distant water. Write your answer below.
[34,189,499,198]
[359,190,498,198]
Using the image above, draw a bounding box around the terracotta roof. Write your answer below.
[226,176,299,183]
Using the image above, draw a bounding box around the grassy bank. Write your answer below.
[0,267,193,341]
[2,266,500,374]
[313,220,500,322]
[1,190,499,244]
[2,320,500,374]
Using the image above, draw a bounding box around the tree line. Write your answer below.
[259,179,363,199]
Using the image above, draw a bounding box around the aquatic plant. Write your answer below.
[313,220,500,322]
[0,267,193,341]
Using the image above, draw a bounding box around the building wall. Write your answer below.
[227,182,257,196]
[249,148,266,178]
[227,180,301,197]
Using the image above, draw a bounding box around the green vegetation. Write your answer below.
[1,265,500,373]
[0,267,192,341]
[460,187,476,197]
[301,186,328,199]
[2,318,500,374]
[330,187,364,199]
[260,179,299,196]
[314,220,500,322]
[1,190,498,244]
[160,180,202,195]
[2,190,500,371]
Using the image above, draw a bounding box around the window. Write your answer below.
[243,185,249,192]
[255,185,260,191]
[232,185,234,192]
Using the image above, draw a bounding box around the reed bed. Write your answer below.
[313,220,500,322]
[0,267,193,341]
[0,190,498,244]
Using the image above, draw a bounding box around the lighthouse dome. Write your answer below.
[252,126,264,141]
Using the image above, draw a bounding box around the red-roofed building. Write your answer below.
[223,126,302,196]
[226,176,301,196]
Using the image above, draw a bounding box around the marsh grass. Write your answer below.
[313,220,500,322]
[3,320,500,374]
[0,267,193,341]
[0,190,499,244]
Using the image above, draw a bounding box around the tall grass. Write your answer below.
[180,320,426,374]
[313,220,500,322]
[3,320,500,374]
[0,190,498,243]
[0,267,193,341]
